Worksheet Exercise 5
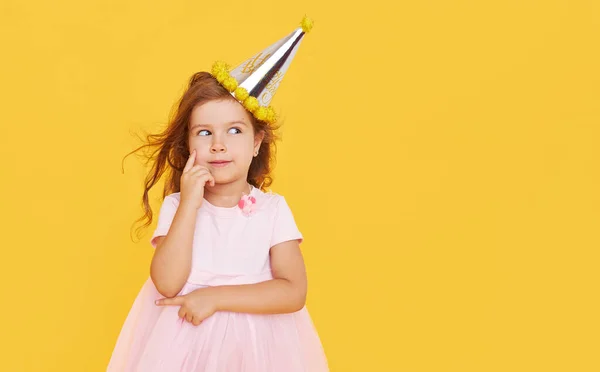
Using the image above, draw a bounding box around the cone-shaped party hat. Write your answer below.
[210,16,314,124]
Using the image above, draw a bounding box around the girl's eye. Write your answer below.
[196,128,240,136]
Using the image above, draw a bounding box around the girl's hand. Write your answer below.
[180,150,215,210]
[155,287,219,326]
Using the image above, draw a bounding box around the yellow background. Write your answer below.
[1,0,599,370]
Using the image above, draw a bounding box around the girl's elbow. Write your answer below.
[150,273,182,298]
[152,280,173,298]
[292,300,306,312]
[157,286,180,299]
[292,288,307,312]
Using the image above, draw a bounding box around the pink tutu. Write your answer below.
[107,276,329,371]
[109,189,329,371]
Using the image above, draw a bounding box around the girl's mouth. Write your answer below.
[209,161,231,168]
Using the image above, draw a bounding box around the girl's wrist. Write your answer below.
[177,201,199,217]
[191,286,224,312]
[208,286,225,312]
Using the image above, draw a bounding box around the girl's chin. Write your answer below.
[208,174,245,186]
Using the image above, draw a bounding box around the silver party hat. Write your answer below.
[210,16,314,124]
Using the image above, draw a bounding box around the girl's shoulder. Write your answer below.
[253,189,300,223]
[161,192,181,207]
[253,187,288,212]
[164,192,181,201]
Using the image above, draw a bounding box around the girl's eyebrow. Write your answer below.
[190,120,247,131]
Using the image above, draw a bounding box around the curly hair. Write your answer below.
[123,72,281,240]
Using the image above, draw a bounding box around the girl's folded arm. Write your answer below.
[150,202,198,298]
[211,239,308,314]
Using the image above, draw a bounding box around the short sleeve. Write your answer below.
[150,194,180,248]
[270,196,303,247]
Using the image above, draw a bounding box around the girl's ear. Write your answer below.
[254,130,265,149]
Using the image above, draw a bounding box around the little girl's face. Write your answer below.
[188,99,263,185]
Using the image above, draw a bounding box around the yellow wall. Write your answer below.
[1,1,599,370]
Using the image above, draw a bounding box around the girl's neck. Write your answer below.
[203,180,252,208]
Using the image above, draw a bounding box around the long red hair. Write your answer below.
[123,72,281,240]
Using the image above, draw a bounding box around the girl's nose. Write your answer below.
[210,143,226,153]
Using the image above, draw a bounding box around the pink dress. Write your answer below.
[107,186,329,371]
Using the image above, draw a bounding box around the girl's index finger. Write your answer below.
[183,150,196,173]
[155,296,185,306]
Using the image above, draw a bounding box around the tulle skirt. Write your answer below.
[107,277,329,371]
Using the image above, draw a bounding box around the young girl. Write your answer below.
[108,17,329,371]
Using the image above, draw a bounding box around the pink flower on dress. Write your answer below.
[238,194,257,216]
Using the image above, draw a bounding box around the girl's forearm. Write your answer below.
[150,203,197,298]
[211,279,306,315]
